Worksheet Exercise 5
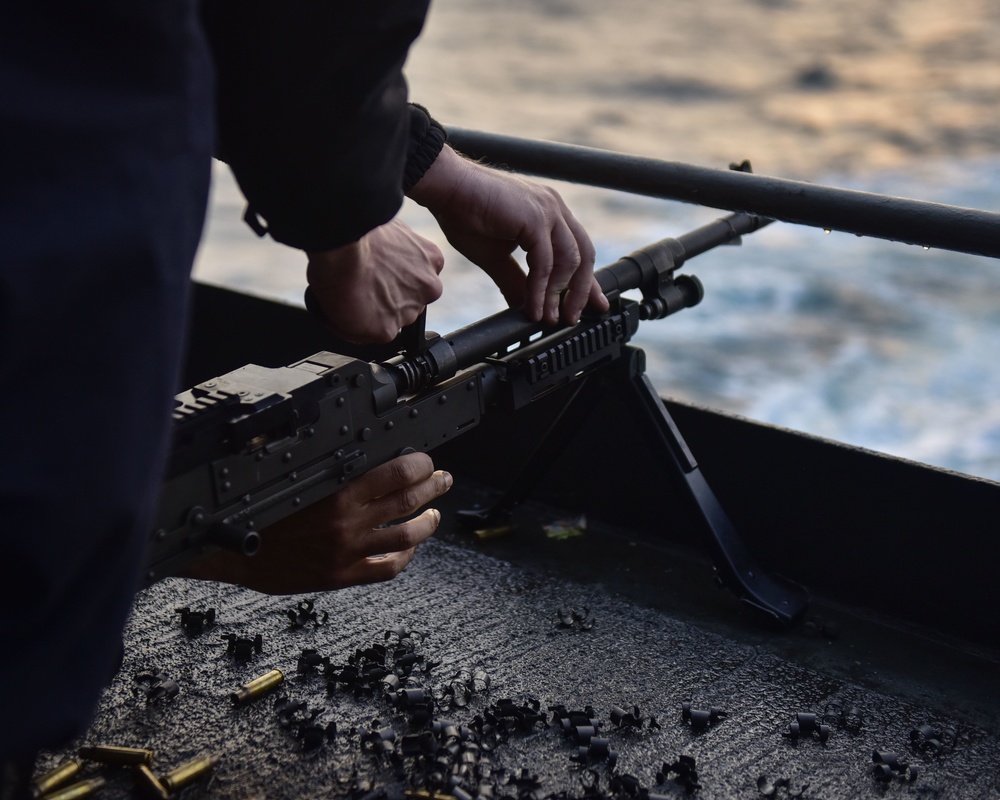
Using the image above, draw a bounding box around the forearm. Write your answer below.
[407,144,476,211]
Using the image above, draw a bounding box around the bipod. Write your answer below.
[458,346,808,628]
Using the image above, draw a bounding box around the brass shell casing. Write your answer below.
[40,777,106,800]
[161,755,219,793]
[133,764,169,800]
[31,759,81,798]
[473,524,517,541]
[231,668,284,704]
[78,745,154,766]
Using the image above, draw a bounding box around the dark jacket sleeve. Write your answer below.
[200,1,443,252]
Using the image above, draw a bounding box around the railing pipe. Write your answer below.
[447,127,1000,260]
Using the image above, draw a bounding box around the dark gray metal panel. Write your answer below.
[664,401,1000,647]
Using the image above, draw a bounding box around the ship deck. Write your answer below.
[36,477,1000,799]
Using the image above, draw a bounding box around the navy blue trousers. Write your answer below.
[0,1,213,770]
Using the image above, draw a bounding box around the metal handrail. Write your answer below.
[447,126,1000,260]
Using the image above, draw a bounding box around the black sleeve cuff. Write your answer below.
[403,104,448,194]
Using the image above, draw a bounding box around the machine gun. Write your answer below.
[147,211,808,626]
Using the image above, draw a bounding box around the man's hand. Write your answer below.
[182,453,451,594]
[409,146,609,326]
[306,219,445,344]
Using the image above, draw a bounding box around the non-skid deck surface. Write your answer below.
[37,504,1000,799]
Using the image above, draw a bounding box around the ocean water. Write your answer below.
[195,156,1000,483]
[610,159,1000,483]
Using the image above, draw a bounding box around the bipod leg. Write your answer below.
[457,375,605,529]
[621,348,808,626]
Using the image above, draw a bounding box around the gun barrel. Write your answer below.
[597,212,771,299]
[676,212,773,260]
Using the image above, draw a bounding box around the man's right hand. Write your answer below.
[306,218,445,344]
